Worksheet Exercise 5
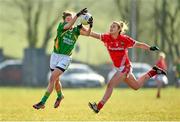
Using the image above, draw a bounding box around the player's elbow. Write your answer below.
[64,24,72,30]
[131,84,140,90]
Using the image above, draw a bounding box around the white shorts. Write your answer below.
[156,74,168,85]
[50,52,72,72]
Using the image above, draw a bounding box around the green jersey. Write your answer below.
[53,22,80,55]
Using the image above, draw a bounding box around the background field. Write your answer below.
[0,87,180,121]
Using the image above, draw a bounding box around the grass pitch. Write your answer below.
[0,87,180,121]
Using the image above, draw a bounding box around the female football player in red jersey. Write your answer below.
[88,21,167,113]
[155,52,168,98]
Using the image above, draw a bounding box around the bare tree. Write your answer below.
[153,0,160,46]
[166,0,180,57]
[7,0,71,50]
[13,0,43,48]
[153,0,180,60]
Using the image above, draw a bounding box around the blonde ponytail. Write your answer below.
[113,21,128,34]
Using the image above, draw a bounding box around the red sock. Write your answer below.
[97,101,104,110]
[147,69,157,77]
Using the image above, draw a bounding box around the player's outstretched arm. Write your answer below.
[89,31,101,39]
[64,8,88,30]
[134,41,160,51]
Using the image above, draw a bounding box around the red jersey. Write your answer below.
[156,58,167,70]
[101,33,136,67]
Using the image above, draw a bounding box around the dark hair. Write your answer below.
[62,11,72,21]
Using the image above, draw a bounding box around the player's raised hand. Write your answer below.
[76,8,88,17]
[77,24,83,29]
[150,46,160,51]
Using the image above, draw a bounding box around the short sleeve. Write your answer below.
[100,33,110,42]
[123,35,136,48]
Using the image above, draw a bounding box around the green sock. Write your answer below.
[40,91,50,104]
[57,91,63,99]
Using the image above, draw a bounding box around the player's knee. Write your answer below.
[55,80,60,84]
[133,86,139,90]
[50,75,56,84]
[50,71,61,83]
[132,84,140,90]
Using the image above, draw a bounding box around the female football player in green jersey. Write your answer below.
[33,8,93,109]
